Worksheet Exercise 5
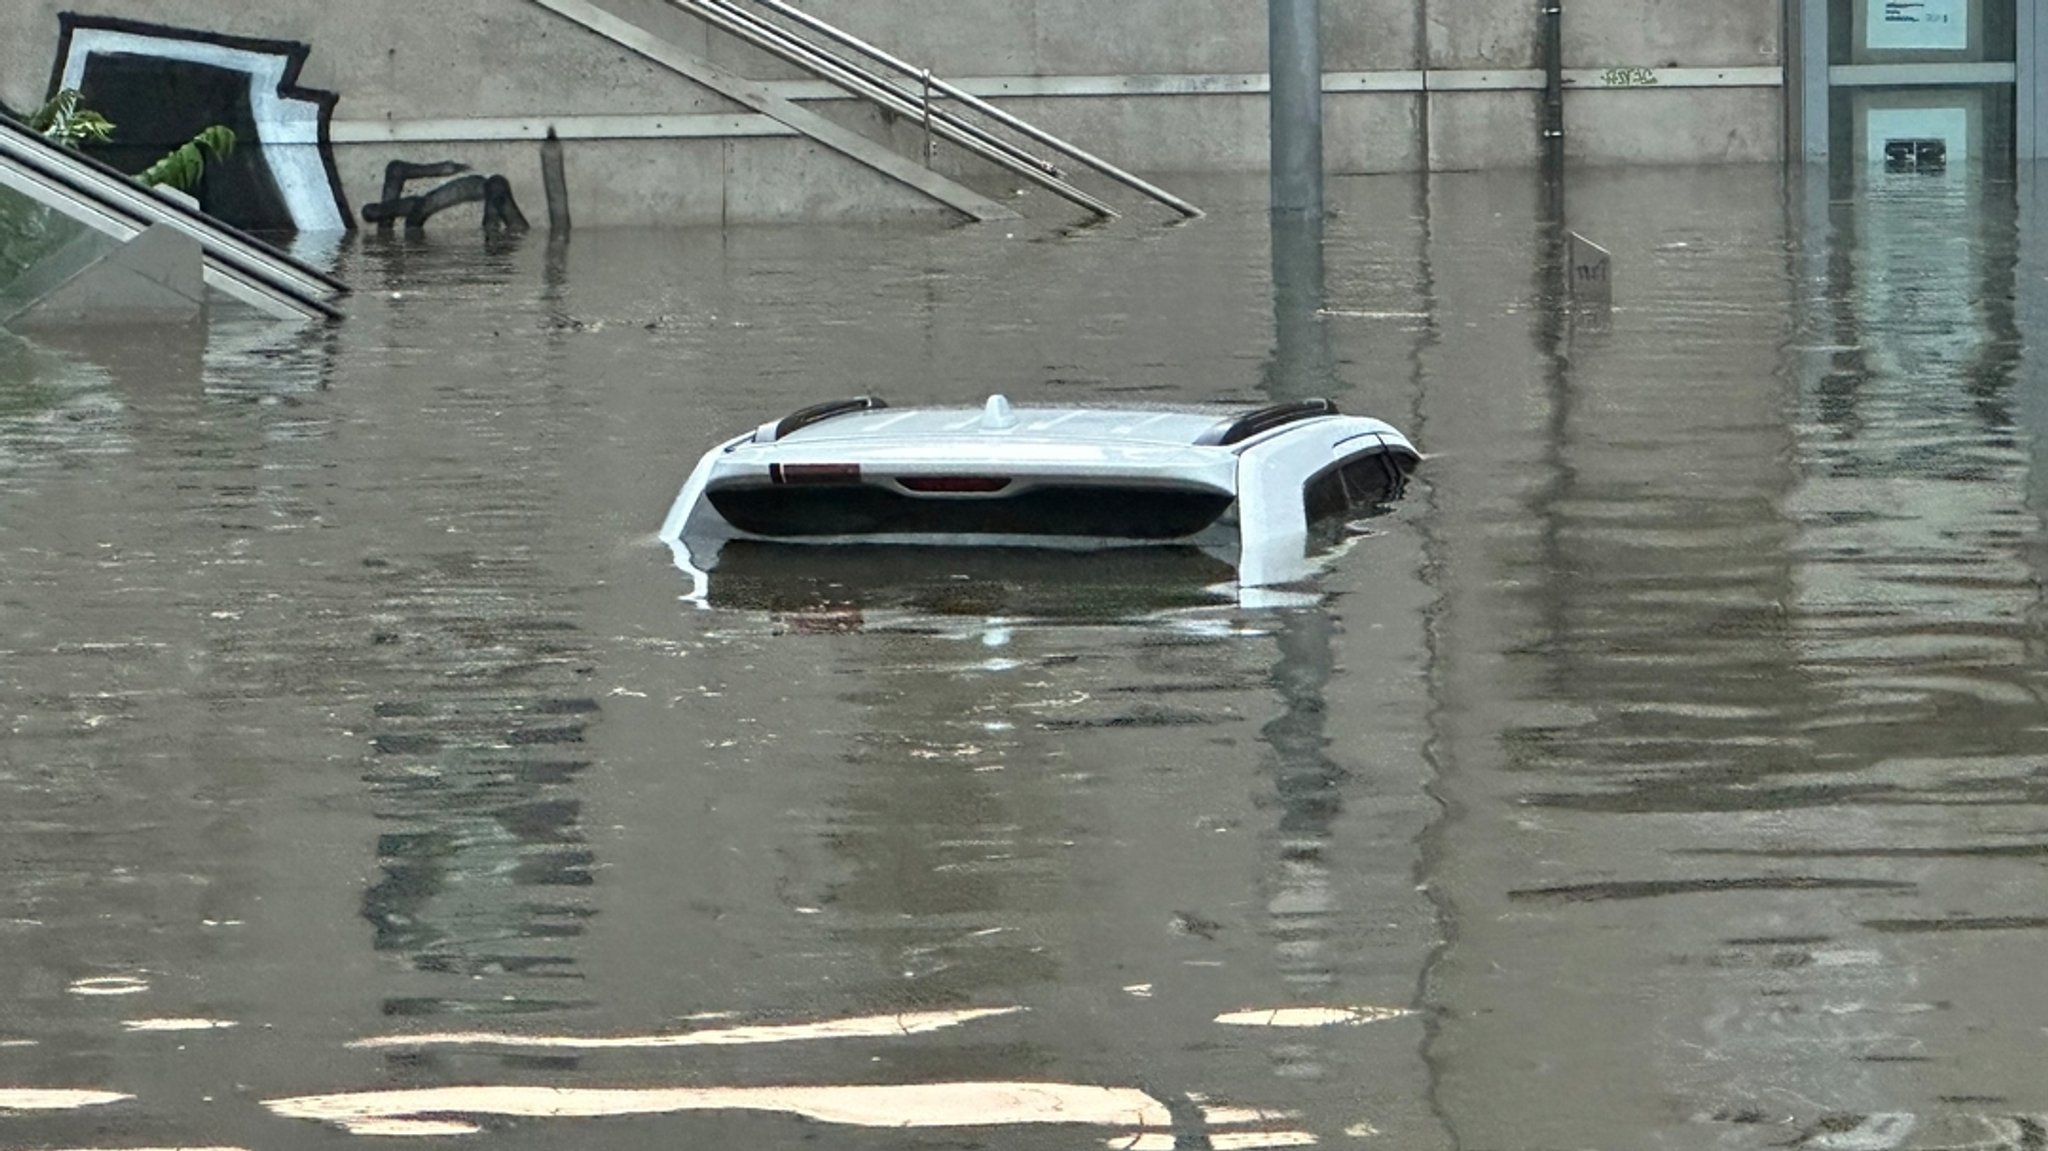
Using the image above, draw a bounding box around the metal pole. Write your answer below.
[922,70,935,166]
[1798,0,1830,162]
[1270,0,1324,218]
[2019,0,2042,161]
[1539,0,1565,233]
[1264,207,1336,402]
[1541,0,1564,180]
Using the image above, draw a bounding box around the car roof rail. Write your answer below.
[1194,398,1339,446]
[767,396,888,441]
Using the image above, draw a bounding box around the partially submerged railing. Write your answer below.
[0,114,344,322]
[665,0,1201,221]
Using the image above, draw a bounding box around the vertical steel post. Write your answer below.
[2020,0,2042,161]
[1799,0,1831,162]
[1538,0,1567,233]
[921,69,936,166]
[2019,166,2048,524]
[1264,208,1336,402]
[541,127,571,234]
[1270,0,1324,218]
[1541,0,1564,180]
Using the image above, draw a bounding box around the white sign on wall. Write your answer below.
[1867,0,1968,52]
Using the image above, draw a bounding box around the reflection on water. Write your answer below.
[347,243,606,1026]
[705,542,1238,620]
[4,165,2048,1149]
[354,549,601,1015]
[1425,164,2048,1150]
[0,332,127,489]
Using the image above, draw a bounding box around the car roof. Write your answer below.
[759,396,1345,450]
[779,406,1220,446]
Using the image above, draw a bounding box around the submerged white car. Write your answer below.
[660,394,1419,599]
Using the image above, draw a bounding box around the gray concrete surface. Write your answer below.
[1565,0,1781,67]
[0,0,1798,225]
[1568,89,1785,164]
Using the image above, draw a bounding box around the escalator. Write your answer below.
[0,113,344,322]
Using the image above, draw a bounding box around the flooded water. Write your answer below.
[4,165,2048,1150]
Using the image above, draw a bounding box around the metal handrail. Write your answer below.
[695,0,1058,180]
[740,0,1202,219]
[665,0,1117,218]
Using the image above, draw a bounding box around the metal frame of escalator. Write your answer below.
[0,114,346,322]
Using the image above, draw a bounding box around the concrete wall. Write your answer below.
[0,0,1789,227]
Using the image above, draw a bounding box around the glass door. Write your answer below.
[1825,0,2019,174]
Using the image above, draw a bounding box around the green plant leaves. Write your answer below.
[139,125,236,193]
[27,89,115,148]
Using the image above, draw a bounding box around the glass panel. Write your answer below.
[0,182,118,316]
[1829,84,2017,176]
[1833,0,2016,64]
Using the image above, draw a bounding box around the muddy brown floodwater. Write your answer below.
[5,166,2048,1150]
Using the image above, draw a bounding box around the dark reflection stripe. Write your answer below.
[1521,783,1909,813]
[1680,843,2048,859]
[1861,916,2048,934]
[1508,877,1915,903]
[1037,709,1223,730]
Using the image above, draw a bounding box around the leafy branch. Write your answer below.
[27,89,114,147]
[4,93,235,287]
[139,124,236,193]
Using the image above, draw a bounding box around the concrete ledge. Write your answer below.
[332,114,796,143]
[768,67,1783,100]
[331,66,1786,149]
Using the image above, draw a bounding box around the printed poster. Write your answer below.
[1867,0,1968,51]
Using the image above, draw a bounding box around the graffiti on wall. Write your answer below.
[50,14,350,233]
[361,160,531,233]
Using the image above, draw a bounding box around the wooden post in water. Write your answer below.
[541,127,572,234]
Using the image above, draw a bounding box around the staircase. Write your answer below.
[526,0,1200,223]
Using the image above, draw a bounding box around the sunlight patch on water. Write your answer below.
[265,1082,1173,1135]
[121,1019,237,1032]
[345,1119,485,1137]
[1202,1105,1304,1125]
[348,1006,1023,1051]
[0,1089,132,1111]
[1214,1006,1413,1028]
[67,976,149,997]
[1110,1134,1319,1150]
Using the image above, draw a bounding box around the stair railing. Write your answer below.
[664,0,1202,220]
